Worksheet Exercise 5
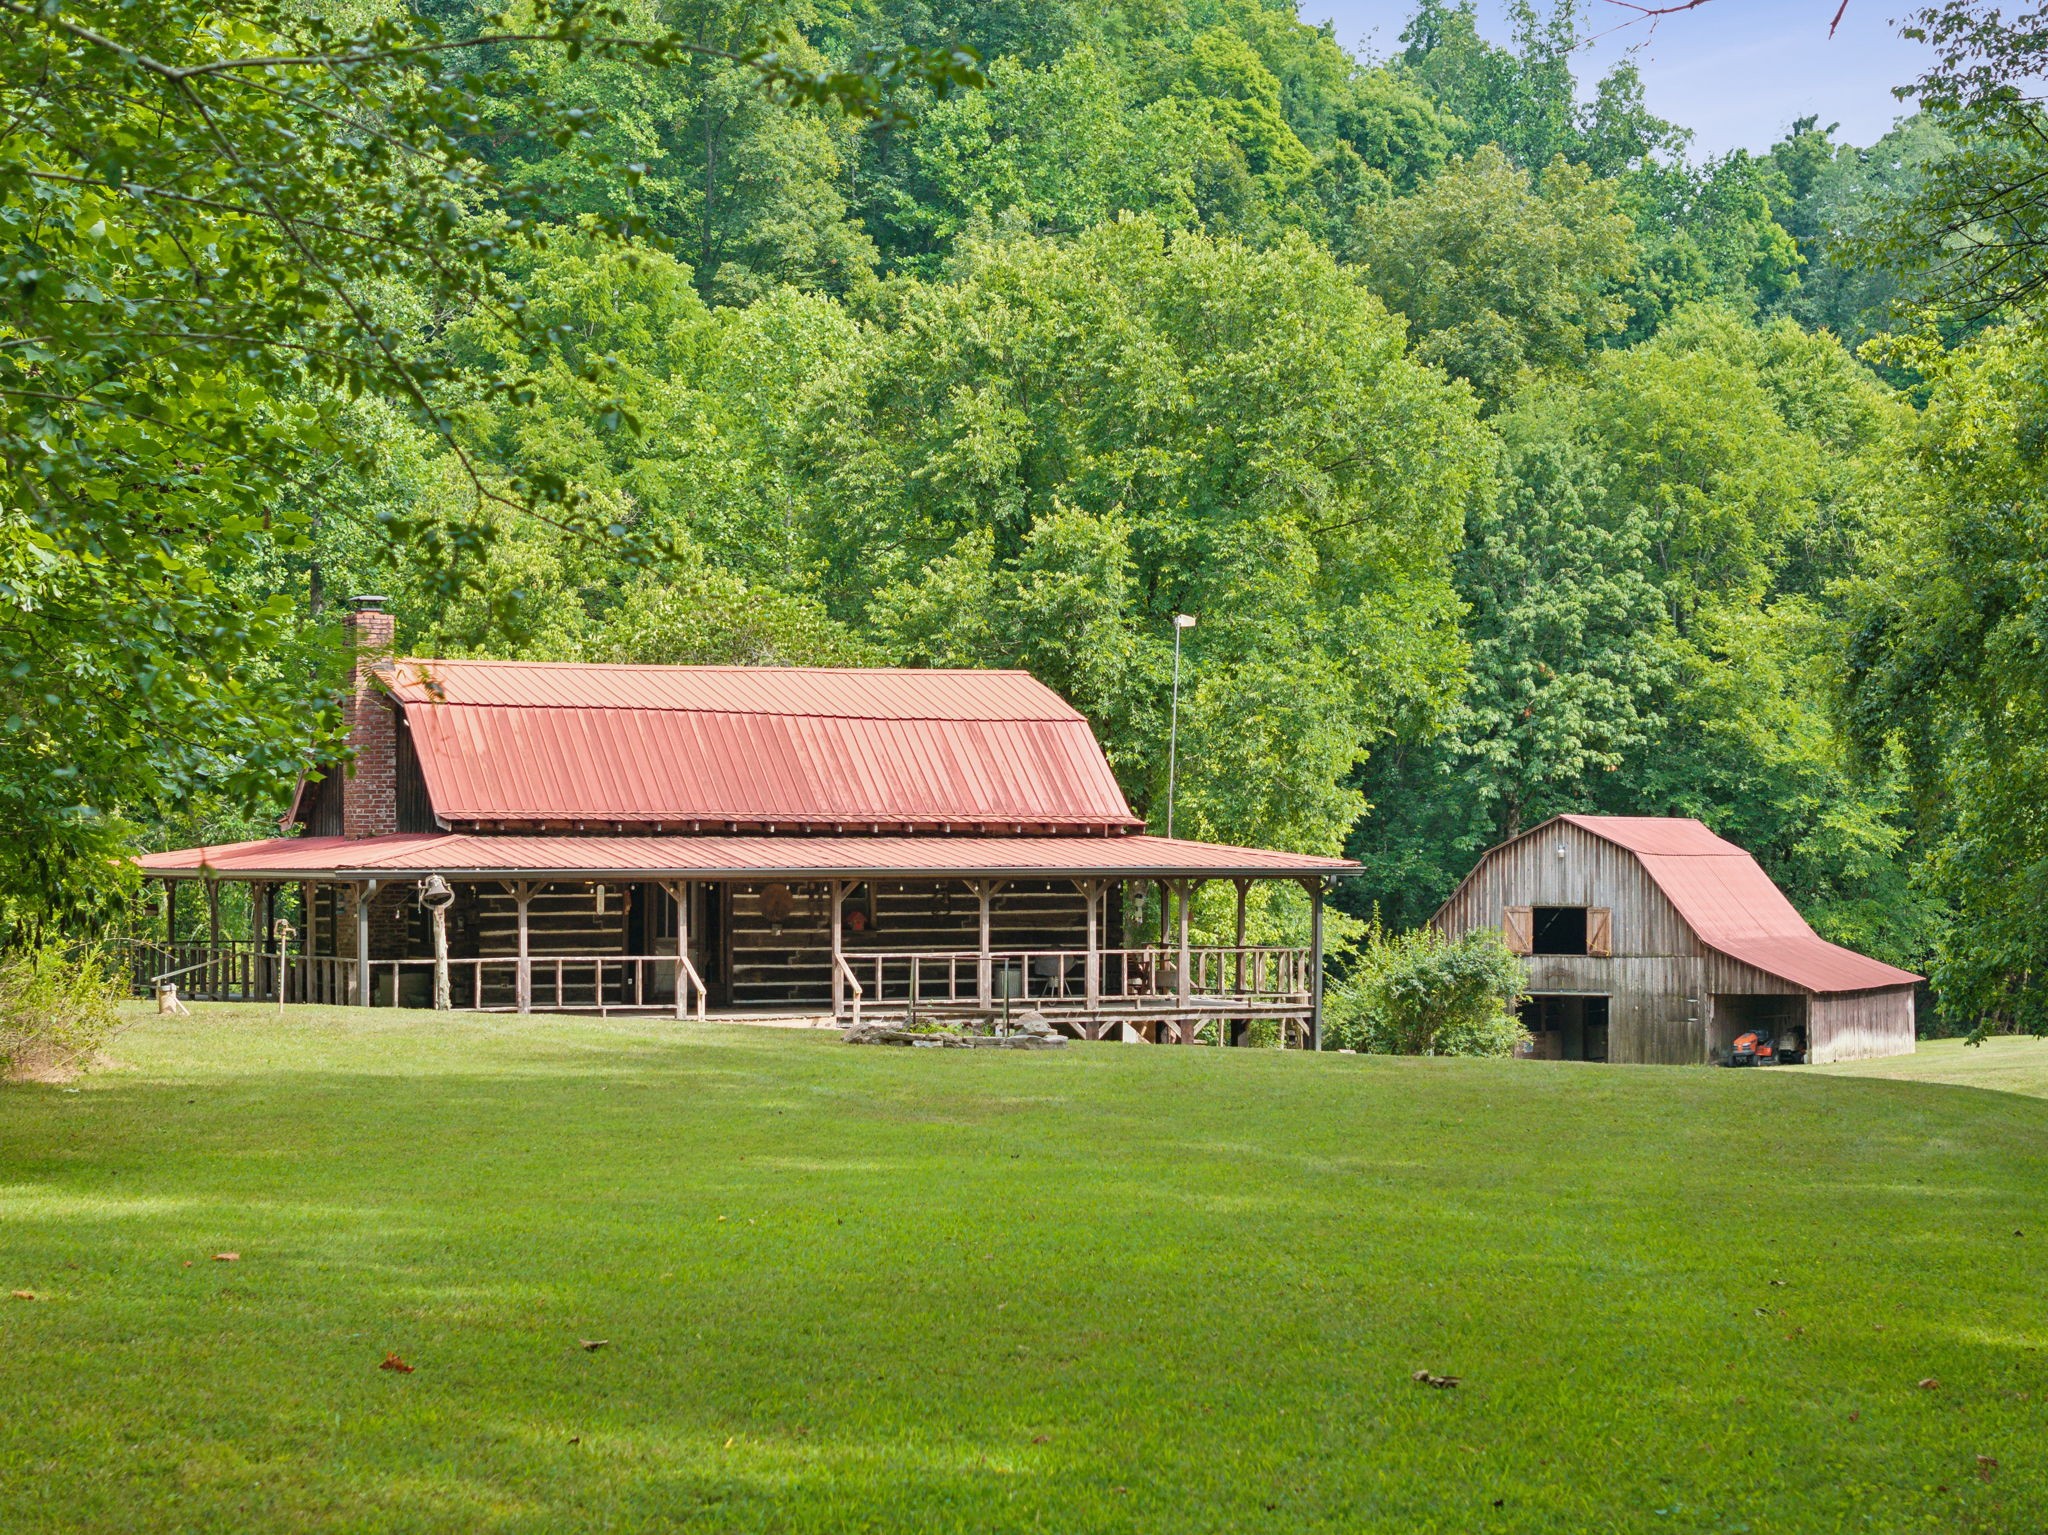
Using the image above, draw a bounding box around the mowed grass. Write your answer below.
[1815,1034,2048,1100]
[2,1008,2044,1534]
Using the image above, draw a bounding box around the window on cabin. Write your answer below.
[1531,906,1588,955]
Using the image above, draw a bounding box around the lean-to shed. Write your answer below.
[1433,815,1919,1065]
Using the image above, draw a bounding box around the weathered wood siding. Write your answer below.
[1809,988,1916,1064]
[1435,821,1708,1064]
[1437,821,1919,1066]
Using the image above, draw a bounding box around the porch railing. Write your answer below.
[124,943,706,1015]
[835,945,1311,1018]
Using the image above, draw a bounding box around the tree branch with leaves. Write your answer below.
[0,0,979,931]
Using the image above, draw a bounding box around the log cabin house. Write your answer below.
[1433,814,1920,1065]
[136,598,1356,1044]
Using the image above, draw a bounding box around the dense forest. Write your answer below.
[7,0,2048,1031]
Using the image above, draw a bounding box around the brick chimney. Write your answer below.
[342,595,399,839]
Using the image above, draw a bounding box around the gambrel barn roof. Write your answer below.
[1445,814,1919,995]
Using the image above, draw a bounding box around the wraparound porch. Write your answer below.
[130,841,1343,1045]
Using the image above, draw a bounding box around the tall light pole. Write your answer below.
[1166,613,1196,840]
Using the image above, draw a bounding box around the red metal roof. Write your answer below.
[380,660,1141,831]
[1554,815,1920,994]
[137,834,1357,881]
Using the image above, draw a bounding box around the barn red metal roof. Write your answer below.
[1555,815,1920,994]
[379,660,1141,831]
[136,833,1357,881]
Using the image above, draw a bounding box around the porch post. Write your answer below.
[354,880,376,1007]
[830,879,846,1020]
[1309,878,1326,1051]
[508,880,534,1015]
[1233,878,1248,996]
[674,880,691,1022]
[977,880,993,1012]
[1081,878,1101,1013]
[1176,878,1193,1023]
[250,883,265,1002]
[165,879,177,949]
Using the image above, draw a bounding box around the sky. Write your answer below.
[1306,1,1935,156]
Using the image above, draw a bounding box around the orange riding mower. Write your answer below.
[1728,1030,1805,1067]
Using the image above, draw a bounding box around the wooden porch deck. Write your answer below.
[126,941,1319,1046]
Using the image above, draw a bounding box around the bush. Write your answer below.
[0,944,126,1083]
[1325,924,1527,1057]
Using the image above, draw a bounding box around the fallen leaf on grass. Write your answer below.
[379,1352,415,1373]
[1031,1434,1050,1444]
[1849,1411,1861,1423]
[1412,1370,1460,1389]
[213,1253,239,1263]
[578,1339,608,1352]
[1977,1455,1998,1481]
[1769,1279,1786,1287]
[11,1290,35,1301]
[1917,1378,1940,1391]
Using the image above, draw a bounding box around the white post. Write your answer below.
[514,881,533,1015]
[1176,878,1193,1020]
[1310,879,1326,1051]
[1165,611,1195,839]
[674,880,691,1022]
[354,880,375,1006]
[976,881,994,1012]
[830,879,846,1020]
[431,901,450,1010]
[1234,878,1248,998]
[1082,878,1100,1013]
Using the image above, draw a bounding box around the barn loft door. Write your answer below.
[1587,907,1613,957]
[1502,906,1533,954]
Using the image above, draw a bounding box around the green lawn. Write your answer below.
[1813,1034,2048,1100]
[3,1008,2044,1533]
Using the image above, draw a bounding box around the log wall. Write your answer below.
[727,878,1093,1008]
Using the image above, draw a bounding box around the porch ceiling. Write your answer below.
[135,832,1359,883]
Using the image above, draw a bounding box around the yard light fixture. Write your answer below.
[1166,614,1196,842]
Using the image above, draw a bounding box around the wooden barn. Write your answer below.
[1434,815,1920,1066]
[134,599,1354,1044]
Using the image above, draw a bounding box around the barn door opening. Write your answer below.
[1711,994,1807,1065]
[1517,994,1610,1062]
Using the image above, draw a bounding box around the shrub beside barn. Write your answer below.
[1433,816,1919,1066]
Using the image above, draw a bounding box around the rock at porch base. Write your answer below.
[842,1013,1067,1049]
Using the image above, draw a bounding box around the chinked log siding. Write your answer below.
[729,878,1092,1007]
